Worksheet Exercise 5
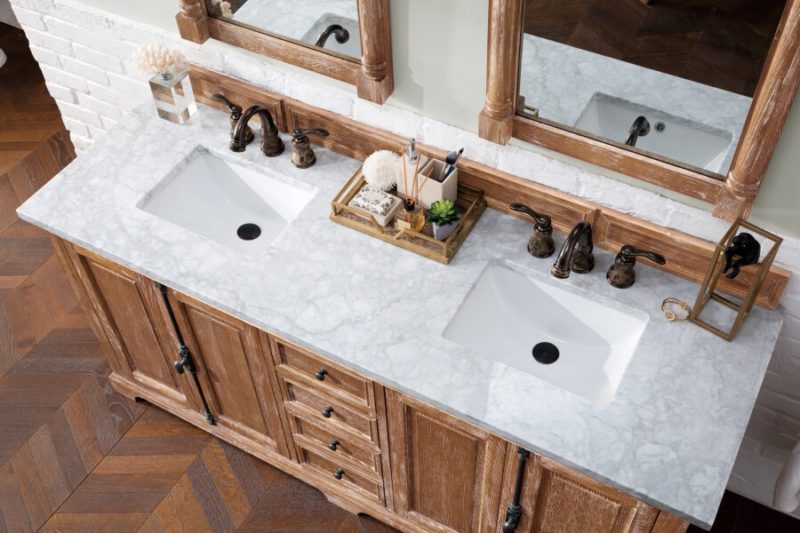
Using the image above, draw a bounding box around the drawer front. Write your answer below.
[284,379,378,443]
[289,411,381,474]
[299,443,384,504]
[272,338,371,408]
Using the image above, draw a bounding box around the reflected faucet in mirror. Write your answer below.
[315,24,349,49]
[625,116,650,147]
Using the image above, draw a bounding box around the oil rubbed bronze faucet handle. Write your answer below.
[619,245,666,265]
[212,93,253,147]
[292,128,330,140]
[607,245,667,289]
[211,93,242,115]
[510,203,555,258]
[509,203,551,230]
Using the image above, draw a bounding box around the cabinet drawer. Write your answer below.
[272,338,372,408]
[288,410,382,474]
[299,443,384,504]
[284,379,379,444]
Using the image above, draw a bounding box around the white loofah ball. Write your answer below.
[134,44,189,78]
[363,150,401,191]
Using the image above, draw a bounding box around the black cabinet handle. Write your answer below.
[315,368,328,381]
[334,468,344,480]
[322,406,334,418]
[328,439,339,451]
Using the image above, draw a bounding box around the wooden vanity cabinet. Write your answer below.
[165,289,291,458]
[54,242,197,410]
[385,389,507,532]
[53,238,688,533]
[494,447,671,533]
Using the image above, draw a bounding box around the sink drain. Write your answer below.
[237,223,261,241]
[532,342,559,364]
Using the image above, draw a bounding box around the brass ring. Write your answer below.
[662,298,691,321]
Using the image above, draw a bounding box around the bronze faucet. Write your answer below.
[315,24,349,48]
[607,245,666,289]
[625,116,650,147]
[211,93,253,147]
[551,221,594,278]
[291,128,329,168]
[509,203,554,258]
[231,105,284,157]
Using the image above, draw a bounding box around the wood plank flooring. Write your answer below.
[1,20,799,533]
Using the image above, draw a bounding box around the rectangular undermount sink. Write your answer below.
[574,92,734,173]
[139,147,316,256]
[443,262,649,405]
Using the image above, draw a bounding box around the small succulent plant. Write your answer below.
[427,199,459,226]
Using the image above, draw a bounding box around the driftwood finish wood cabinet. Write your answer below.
[53,237,688,533]
[386,389,506,532]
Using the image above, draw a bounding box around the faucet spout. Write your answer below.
[231,105,284,157]
[625,115,650,147]
[551,221,594,279]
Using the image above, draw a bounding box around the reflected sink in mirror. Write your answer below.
[443,261,648,405]
[139,147,316,256]
[574,93,734,173]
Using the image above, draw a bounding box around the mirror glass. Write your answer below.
[205,0,362,60]
[518,0,787,177]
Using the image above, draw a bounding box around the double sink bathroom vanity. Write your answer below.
[16,67,786,532]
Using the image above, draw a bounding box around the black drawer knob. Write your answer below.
[315,368,328,381]
[328,439,339,451]
[322,406,334,418]
[334,468,344,480]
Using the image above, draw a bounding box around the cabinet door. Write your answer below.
[60,243,193,407]
[167,290,290,457]
[495,447,663,533]
[385,389,506,532]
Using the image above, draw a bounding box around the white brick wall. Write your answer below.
[10,0,800,512]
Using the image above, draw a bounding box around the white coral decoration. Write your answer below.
[363,150,401,191]
[134,44,188,78]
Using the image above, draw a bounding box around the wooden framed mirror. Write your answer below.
[479,0,800,221]
[176,0,393,104]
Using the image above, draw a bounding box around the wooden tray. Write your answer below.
[330,168,487,264]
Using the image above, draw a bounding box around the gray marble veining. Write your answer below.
[17,103,783,528]
[519,34,752,176]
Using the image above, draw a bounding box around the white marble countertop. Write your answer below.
[18,104,783,529]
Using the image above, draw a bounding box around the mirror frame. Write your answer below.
[176,0,393,104]
[478,0,800,221]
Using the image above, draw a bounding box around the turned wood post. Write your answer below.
[176,0,210,43]
[356,0,394,104]
[714,0,800,220]
[479,0,523,144]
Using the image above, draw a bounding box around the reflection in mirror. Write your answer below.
[205,0,361,59]
[517,0,787,177]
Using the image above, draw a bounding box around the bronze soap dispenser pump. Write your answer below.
[510,203,555,258]
[291,128,329,168]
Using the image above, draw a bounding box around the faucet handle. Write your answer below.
[510,203,554,258]
[607,245,666,289]
[618,245,666,265]
[292,128,330,140]
[510,203,551,231]
[212,93,243,116]
[212,93,253,146]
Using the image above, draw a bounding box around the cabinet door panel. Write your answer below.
[386,389,506,532]
[169,291,289,456]
[495,446,660,533]
[65,245,189,405]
